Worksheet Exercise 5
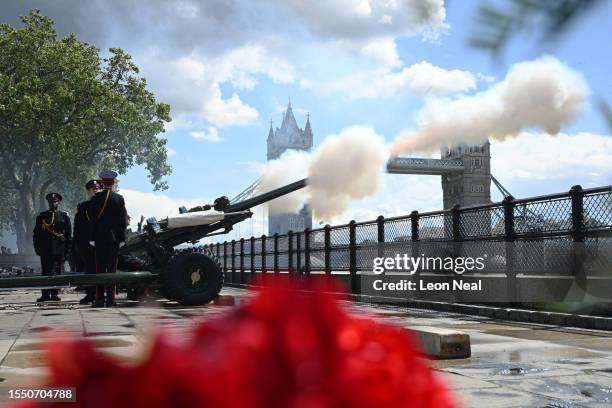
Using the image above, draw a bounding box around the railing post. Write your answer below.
[239,238,245,284]
[377,215,385,258]
[502,195,516,302]
[231,240,236,284]
[410,210,419,242]
[349,220,358,294]
[569,185,586,288]
[250,236,255,283]
[451,205,462,271]
[288,230,294,275]
[223,241,227,275]
[324,224,331,275]
[503,196,516,242]
[451,204,461,242]
[570,185,585,242]
[216,242,220,259]
[274,233,279,275]
[261,235,267,274]
[410,210,420,271]
[304,228,311,275]
[296,232,302,275]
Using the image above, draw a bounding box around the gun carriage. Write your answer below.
[0,179,307,305]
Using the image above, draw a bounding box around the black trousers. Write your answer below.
[76,244,96,297]
[95,241,119,301]
[40,254,63,299]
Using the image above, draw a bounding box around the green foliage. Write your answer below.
[0,10,171,249]
[469,0,601,58]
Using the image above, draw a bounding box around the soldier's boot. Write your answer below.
[37,289,50,303]
[49,289,61,302]
[79,287,96,304]
[105,286,116,307]
[92,286,105,308]
[79,295,94,305]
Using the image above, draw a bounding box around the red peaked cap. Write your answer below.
[99,170,118,187]
[85,179,102,190]
[46,192,62,202]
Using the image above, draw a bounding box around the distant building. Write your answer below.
[267,100,313,235]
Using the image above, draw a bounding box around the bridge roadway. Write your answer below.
[0,287,610,407]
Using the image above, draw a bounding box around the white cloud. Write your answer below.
[203,90,259,127]
[26,0,450,131]
[164,116,193,133]
[279,0,447,40]
[313,61,477,99]
[138,46,287,128]
[166,147,177,157]
[123,1,449,127]
[491,132,612,187]
[358,36,401,68]
[190,126,223,143]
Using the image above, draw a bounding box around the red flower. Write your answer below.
[15,278,456,408]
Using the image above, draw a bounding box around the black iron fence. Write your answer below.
[204,184,612,298]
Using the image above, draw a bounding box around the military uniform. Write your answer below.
[90,171,128,306]
[74,200,96,272]
[73,179,103,305]
[33,193,72,302]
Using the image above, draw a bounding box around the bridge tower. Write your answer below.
[266,100,313,235]
[441,142,491,209]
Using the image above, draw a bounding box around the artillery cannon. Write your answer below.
[0,179,308,305]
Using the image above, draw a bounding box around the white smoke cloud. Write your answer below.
[390,56,590,154]
[257,126,388,221]
[309,126,388,220]
[257,150,311,214]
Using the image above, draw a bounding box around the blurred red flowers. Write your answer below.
[16,279,455,408]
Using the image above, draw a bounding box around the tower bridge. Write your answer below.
[387,141,492,209]
[235,138,496,217]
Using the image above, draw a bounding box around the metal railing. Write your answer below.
[204,185,612,294]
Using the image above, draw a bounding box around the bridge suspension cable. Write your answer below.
[230,178,261,204]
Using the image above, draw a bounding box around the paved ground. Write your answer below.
[0,287,611,407]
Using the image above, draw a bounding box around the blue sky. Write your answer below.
[2,0,612,241]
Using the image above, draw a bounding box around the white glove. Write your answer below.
[119,242,125,248]
[89,241,95,247]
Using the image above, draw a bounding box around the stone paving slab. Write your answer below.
[1,287,611,407]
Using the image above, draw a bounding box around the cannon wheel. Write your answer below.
[161,251,223,306]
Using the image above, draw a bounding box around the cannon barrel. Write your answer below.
[226,178,308,213]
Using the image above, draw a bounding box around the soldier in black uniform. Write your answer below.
[33,193,72,302]
[74,179,102,305]
[89,171,128,307]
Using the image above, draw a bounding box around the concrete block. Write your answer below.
[408,326,471,359]
[213,295,235,306]
[494,308,509,320]
[528,312,550,324]
[547,313,567,326]
[507,309,533,322]
[592,317,612,331]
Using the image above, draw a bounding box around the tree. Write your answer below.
[0,10,171,253]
